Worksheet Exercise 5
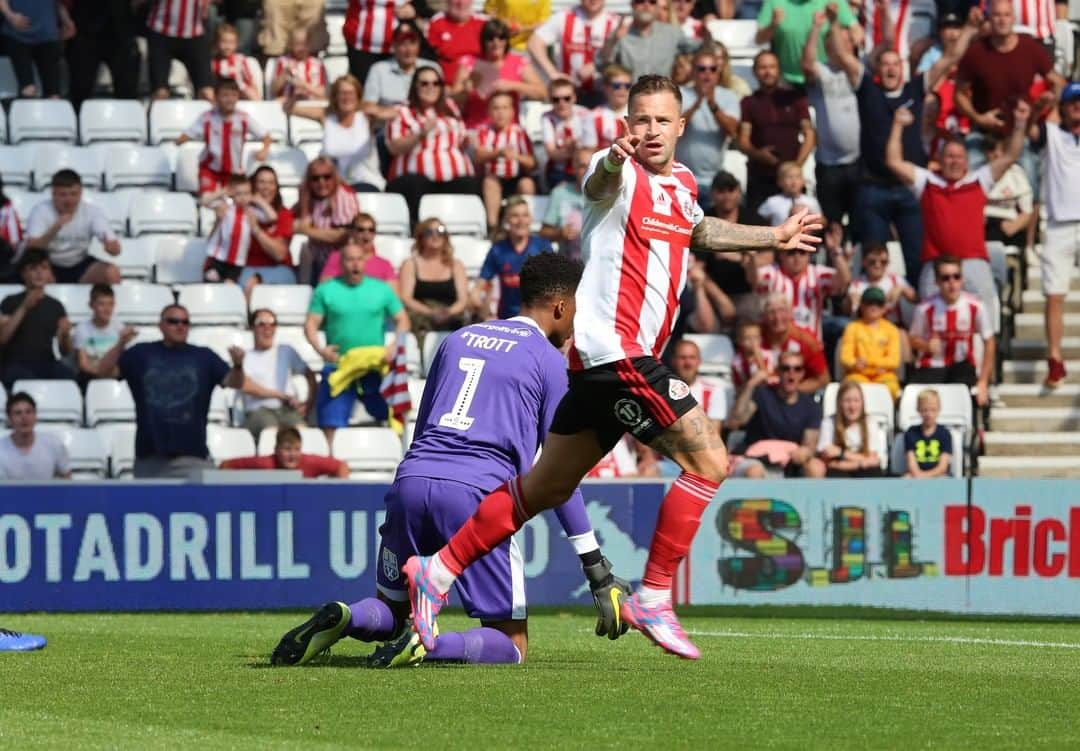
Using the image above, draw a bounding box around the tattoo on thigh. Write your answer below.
[649,413,725,458]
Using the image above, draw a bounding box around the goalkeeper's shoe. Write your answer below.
[620,594,700,660]
[402,556,447,651]
[0,628,46,652]
[367,620,434,668]
[271,601,352,666]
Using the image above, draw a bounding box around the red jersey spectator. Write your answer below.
[211,23,260,100]
[528,0,619,97]
[760,293,829,392]
[982,0,1062,48]
[242,166,297,290]
[145,0,213,101]
[221,426,350,478]
[474,91,538,231]
[543,78,599,189]
[344,0,419,83]
[750,246,850,339]
[269,28,328,101]
[427,0,487,83]
[450,18,545,127]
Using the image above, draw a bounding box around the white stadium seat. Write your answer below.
[520,100,551,143]
[173,141,203,194]
[419,194,487,237]
[684,333,735,377]
[206,425,256,463]
[79,99,147,144]
[0,145,32,187]
[44,284,92,324]
[257,426,330,456]
[187,326,249,361]
[364,193,411,237]
[95,234,156,281]
[0,57,19,100]
[102,145,173,190]
[248,284,312,325]
[897,383,972,478]
[209,387,233,425]
[37,425,109,479]
[521,195,549,232]
[375,235,411,271]
[331,426,403,476]
[4,188,41,222]
[242,143,308,187]
[325,14,347,56]
[11,380,83,424]
[287,112,325,147]
[129,192,198,236]
[723,150,748,192]
[82,189,133,236]
[822,382,896,435]
[84,380,136,426]
[113,282,176,325]
[277,326,324,370]
[31,145,104,190]
[153,235,207,284]
[176,284,248,326]
[452,235,491,277]
[705,19,763,58]
[96,423,135,478]
[236,101,288,142]
[323,56,349,83]
[9,99,77,143]
[421,331,451,377]
[148,99,212,144]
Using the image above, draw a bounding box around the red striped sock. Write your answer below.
[641,472,720,591]
[439,478,531,577]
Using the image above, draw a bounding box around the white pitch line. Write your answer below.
[685,629,1080,650]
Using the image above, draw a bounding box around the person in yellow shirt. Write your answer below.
[484,0,551,50]
[839,287,901,399]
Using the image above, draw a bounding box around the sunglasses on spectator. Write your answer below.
[607,81,632,90]
[353,225,376,234]
[632,0,659,5]
[423,226,448,237]
[417,79,442,88]
[937,273,962,282]
[696,65,718,73]
[309,172,334,182]
[253,319,277,327]
[551,95,574,103]
[865,257,888,266]
[779,364,804,373]
[163,317,190,326]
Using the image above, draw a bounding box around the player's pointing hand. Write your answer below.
[773,206,825,252]
[607,135,641,168]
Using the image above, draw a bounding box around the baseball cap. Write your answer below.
[1061,81,1080,104]
[939,11,964,27]
[710,171,741,192]
[392,20,421,41]
[860,286,887,306]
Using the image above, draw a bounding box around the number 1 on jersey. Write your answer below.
[438,357,485,430]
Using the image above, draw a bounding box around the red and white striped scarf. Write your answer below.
[380,333,412,430]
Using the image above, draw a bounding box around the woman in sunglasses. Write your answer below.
[295,156,360,285]
[386,67,480,230]
[399,218,469,345]
[450,18,546,128]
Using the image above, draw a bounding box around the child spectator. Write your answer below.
[177,78,271,199]
[474,197,551,319]
[270,28,328,101]
[203,175,258,283]
[731,319,769,389]
[755,162,823,226]
[220,427,349,478]
[211,23,261,100]
[542,78,598,190]
[73,284,137,386]
[839,287,902,399]
[846,242,916,326]
[817,381,885,478]
[903,388,953,478]
[474,91,538,234]
[982,135,1034,248]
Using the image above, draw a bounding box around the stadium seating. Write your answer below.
[236,101,288,142]
[97,234,156,281]
[522,195,549,232]
[84,380,137,426]
[386,331,423,376]
[148,99,212,144]
[187,326,250,361]
[705,19,763,58]
[421,331,451,377]
[11,380,83,424]
[173,141,203,194]
[375,235,412,270]
[419,194,487,237]
[276,326,324,370]
[31,145,103,190]
[96,423,135,478]
[9,99,78,143]
[113,282,176,325]
[896,383,971,478]
[0,145,33,187]
[452,235,492,277]
[102,145,173,190]
[248,285,312,325]
[520,100,551,143]
[177,284,248,326]
[242,143,308,187]
[363,193,411,237]
[83,189,134,235]
[287,113,324,147]
[129,192,199,236]
[323,56,349,83]
[79,99,148,145]
[153,236,208,284]
[257,426,330,457]
[822,382,896,435]
[206,425,257,463]
[36,425,109,479]
[723,150,748,192]
[331,427,403,477]
[44,284,92,323]
[325,15,347,56]
[209,388,234,425]
[685,333,735,378]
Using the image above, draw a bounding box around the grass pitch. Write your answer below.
[2,607,1079,750]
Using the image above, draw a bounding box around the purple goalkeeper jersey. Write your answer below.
[395,317,569,492]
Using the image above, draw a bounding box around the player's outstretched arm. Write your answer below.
[583,135,641,202]
[691,206,824,253]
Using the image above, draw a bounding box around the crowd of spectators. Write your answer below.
[2,0,1080,481]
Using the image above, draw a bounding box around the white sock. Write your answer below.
[635,585,671,607]
[427,552,458,595]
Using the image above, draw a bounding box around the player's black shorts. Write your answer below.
[549,356,698,453]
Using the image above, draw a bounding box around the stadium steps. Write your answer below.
[1019,290,1080,313]
[996,383,1080,408]
[988,407,1080,432]
[983,431,1080,456]
[1014,312,1080,339]
[978,455,1080,478]
[1010,337,1080,360]
[1000,360,1080,384]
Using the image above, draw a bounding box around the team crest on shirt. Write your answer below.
[668,378,690,400]
[677,193,696,220]
[382,548,399,582]
[614,398,643,428]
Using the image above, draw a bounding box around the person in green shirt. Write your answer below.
[305,241,411,443]
[756,0,856,85]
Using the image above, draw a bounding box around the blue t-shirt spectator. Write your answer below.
[904,425,952,473]
[745,385,822,446]
[1,0,59,44]
[119,342,230,459]
[479,236,552,318]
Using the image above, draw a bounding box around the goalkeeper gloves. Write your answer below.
[583,556,631,640]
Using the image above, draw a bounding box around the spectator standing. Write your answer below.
[540,148,591,259]
[982,136,1034,248]
[838,286,902,398]
[103,304,251,479]
[474,198,551,319]
[908,255,996,407]
[261,0,325,58]
[385,67,479,229]
[221,426,350,477]
[211,23,261,100]
[305,243,410,444]
[450,18,546,128]
[177,78,272,198]
[73,284,137,386]
[750,243,850,339]
[528,0,619,102]
[474,92,538,233]
[66,0,140,109]
[755,0,856,85]
[0,393,70,481]
[759,293,830,391]
[213,0,261,54]
[241,166,297,290]
[699,172,769,322]
[591,65,632,149]
[885,101,1030,315]
[484,0,551,51]
[676,49,741,208]
[816,381,885,477]
[427,0,487,83]
[755,162,823,226]
[319,217,400,290]
[25,171,122,285]
[542,78,599,189]
[902,388,952,477]
[399,219,470,343]
[144,0,214,101]
[0,0,73,98]
[295,157,360,284]
[239,308,316,439]
[362,21,439,126]
[0,251,74,390]
[802,11,860,234]
[599,0,693,80]
[1037,82,1080,387]
[737,51,815,213]
[268,27,328,101]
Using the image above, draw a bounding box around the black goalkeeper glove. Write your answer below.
[583,556,631,640]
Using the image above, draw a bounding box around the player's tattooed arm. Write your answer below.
[648,410,725,459]
[691,207,825,253]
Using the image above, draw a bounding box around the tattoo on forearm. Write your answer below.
[692,217,776,252]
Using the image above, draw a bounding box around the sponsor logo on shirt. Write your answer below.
[382,548,399,582]
[641,215,692,236]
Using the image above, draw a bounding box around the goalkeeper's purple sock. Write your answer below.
[426,627,521,664]
[345,597,397,642]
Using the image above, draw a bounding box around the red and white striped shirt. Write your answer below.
[474,122,534,178]
[731,350,771,389]
[211,53,258,92]
[534,8,619,90]
[184,109,267,175]
[543,105,598,175]
[755,263,839,338]
[570,152,703,370]
[0,202,23,250]
[344,0,397,54]
[587,436,639,478]
[591,105,627,150]
[680,17,705,42]
[690,377,727,421]
[849,272,911,326]
[865,0,913,71]
[984,0,1056,41]
[272,55,328,99]
[147,0,207,39]
[207,203,253,266]
[387,104,475,182]
[910,292,994,369]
